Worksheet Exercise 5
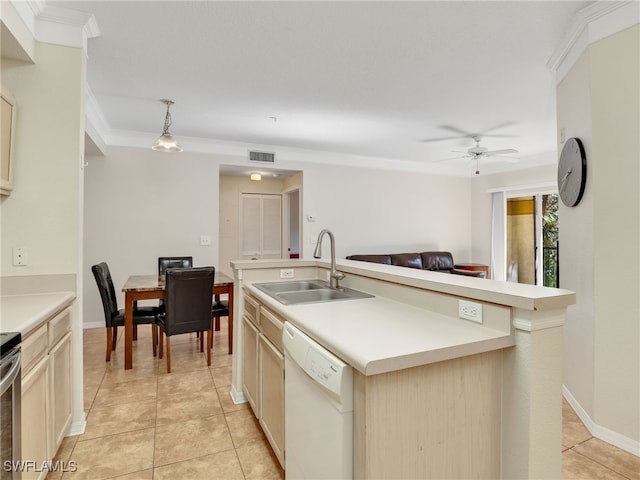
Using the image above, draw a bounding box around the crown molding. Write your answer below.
[7,0,100,52]
[548,1,640,83]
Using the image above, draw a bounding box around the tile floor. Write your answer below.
[48,322,639,479]
[47,320,284,480]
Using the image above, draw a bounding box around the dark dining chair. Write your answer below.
[156,267,214,373]
[158,256,193,275]
[91,262,158,361]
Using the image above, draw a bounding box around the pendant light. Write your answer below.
[152,99,183,152]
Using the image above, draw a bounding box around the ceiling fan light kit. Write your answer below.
[152,99,183,153]
[434,134,519,174]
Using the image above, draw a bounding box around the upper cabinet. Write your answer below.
[1,84,16,196]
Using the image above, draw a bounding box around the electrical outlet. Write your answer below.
[280,269,294,279]
[200,235,211,246]
[13,247,28,266]
[459,300,482,323]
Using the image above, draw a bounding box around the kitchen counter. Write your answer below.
[1,291,75,336]
[232,258,575,478]
[246,283,513,376]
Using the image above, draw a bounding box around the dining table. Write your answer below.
[121,271,234,370]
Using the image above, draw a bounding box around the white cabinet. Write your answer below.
[49,331,72,453]
[242,315,259,413]
[20,307,72,477]
[241,291,285,467]
[21,355,49,480]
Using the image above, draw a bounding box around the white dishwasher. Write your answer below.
[283,321,354,479]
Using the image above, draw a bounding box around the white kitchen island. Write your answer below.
[230,258,575,479]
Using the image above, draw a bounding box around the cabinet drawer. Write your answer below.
[260,307,284,353]
[22,323,48,375]
[244,293,260,326]
[48,307,71,346]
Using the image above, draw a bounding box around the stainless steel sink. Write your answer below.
[253,280,374,305]
[254,280,326,294]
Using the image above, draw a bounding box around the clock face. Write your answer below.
[558,137,587,207]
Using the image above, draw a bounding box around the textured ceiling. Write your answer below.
[52,0,592,175]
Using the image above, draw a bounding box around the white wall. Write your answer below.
[300,162,473,261]
[83,146,221,326]
[590,25,639,446]
[1,43,84,277]
[557,24,639,450]
[84,149,474,326]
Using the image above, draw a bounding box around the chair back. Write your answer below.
[163,267,214,336]
[158,256,193,275]
[91,262,119,327]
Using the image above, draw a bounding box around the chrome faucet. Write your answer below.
[313,229,345,289]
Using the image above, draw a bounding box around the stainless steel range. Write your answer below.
[1,332,21,480]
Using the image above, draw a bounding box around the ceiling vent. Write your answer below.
[248,150,275,163]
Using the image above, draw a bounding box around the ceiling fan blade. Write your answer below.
[431,155,469,163]
[485,148,518,156]
[420,135,468,143]
[451,150,470,154]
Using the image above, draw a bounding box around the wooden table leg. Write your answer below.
[228,286,234,355]
[124,291,134,369]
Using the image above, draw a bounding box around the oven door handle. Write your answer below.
[0,351,21,396]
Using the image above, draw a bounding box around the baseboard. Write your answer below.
[83,321,103,329]
[563,385,640,456]
[67,415,86,437]
[230,384,247,405]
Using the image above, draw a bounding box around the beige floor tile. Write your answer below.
[236,438,285,480]
[211,364,233,388]
[154,414,234,467]
[225,408,265,448]
[100,364,158,387]
[156,369,215,397]
[65,428,155,480]
[562,449,628,479]
[82,399,156,440]
[573,438,640,480]
[156,389,222,425]
[217,386,250,414]
[83,383,100,410]
[103,469,153,480]
[153,450,244,480]
[53,434,78,463]
[562,398,592,448]
[83,364,106,387]
[92,377,157,407]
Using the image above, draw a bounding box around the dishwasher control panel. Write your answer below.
[305,347,345,395]
[283,321,351,398]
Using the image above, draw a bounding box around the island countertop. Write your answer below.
[234,258,575,376]
[1,291,75,336]
[245,283,514,376]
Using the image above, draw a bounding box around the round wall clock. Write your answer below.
[557,137,587,207]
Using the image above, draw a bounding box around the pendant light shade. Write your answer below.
[152,99,183,152]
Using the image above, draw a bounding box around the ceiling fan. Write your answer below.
[435,135,519,174]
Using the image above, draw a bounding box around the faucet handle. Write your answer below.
[333,271,345,280]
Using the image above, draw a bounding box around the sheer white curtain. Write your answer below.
[490,191,507,281]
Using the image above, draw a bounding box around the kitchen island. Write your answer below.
[230,258,575,479]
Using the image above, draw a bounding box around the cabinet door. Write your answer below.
[259,335,285,467]
[49,332,72,456]
[21,356,49,480]
[242,316,260,414]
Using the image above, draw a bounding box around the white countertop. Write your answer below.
[246,284,514,376]
[1,292,75,336]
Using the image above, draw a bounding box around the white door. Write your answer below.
[240,193,282,259]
